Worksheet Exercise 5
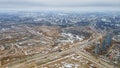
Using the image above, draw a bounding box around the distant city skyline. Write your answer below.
[0,0,120,11]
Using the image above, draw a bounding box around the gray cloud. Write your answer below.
[0,0,120,10]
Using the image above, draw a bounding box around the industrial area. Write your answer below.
[0,11,120,68]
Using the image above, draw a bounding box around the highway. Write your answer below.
[4,31,115,68]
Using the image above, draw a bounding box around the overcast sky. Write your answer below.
[0,0,120,11]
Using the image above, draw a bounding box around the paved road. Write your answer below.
[4,32,114,68]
